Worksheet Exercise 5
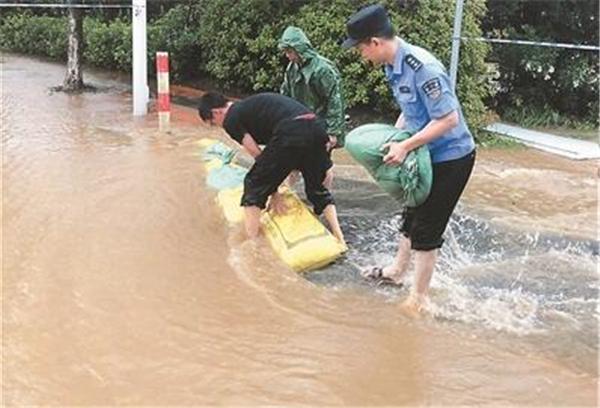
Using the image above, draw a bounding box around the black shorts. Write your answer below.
[241,117,334,215]
[400,150,476,251]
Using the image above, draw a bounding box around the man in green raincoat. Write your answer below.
[278,26,346,149]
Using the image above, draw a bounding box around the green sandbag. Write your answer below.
[202,143,235,165]
[207,165,246,190]
[345,124,432,208]
[202,142,247,190]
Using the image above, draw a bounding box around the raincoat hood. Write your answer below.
[278,26,318,61]
[278,26,347,142]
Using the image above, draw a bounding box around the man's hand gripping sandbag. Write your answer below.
[345,124,432,208]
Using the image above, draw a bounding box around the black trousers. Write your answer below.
[241,117,334,215]
[401,150,476,250]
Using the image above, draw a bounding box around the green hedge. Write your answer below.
[0,10,201,80]
[0,1,492,132]
[0,12,67,58]
[191,0,491,131]
[483,1,598,125]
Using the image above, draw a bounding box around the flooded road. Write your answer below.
[2,54,598,406]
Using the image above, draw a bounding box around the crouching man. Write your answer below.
[197,92,345,244]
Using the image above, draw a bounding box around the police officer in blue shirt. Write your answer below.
[343,4,476,315]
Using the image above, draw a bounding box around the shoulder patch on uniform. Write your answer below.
[404,54,423,71]
[422,77,442,99]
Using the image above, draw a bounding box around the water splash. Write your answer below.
[323,180,599,341]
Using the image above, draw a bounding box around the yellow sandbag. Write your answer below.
[204,158,222,172]
[197,138,218,149]
[260,191,347,271]
[198,137,346,272]
[217,187,244,224]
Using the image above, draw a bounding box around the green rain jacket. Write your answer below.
[278,26,346,146]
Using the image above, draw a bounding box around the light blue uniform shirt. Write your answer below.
[385,39,475,163]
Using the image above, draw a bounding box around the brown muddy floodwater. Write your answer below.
[2,54,598,406]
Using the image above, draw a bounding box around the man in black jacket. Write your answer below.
[197,92,345,245]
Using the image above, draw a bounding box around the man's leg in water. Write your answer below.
[382,234,412,283]
[244,206,262,238]
[400,151,476,313]
[363,209,414,284]
[401,249,437,314]
[241,140,298,239]
[322,204,345,245]
[299,126,345,244]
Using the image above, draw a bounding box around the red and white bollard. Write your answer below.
[156,52,170,130]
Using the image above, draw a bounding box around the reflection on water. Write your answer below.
[2,54,598,406]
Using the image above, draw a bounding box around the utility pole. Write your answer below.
[449,0,464,90]
[132,0,148,115]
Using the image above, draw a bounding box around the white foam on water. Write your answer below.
[346,212,598,337]
[427,277,544,335]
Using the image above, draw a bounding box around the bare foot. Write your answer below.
[400,294,428,318]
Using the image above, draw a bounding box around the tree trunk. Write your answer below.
[63,7,84,91]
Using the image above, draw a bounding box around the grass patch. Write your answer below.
[476,130,524,149]
[501,105,598,141]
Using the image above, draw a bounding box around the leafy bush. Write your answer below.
[0,12,67,59]
[1,0,492,133]
[191,0,492,131]
[84,18,131,71]
[483,0,598,125]
[147,5,202,80]
[193,0,303,91]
